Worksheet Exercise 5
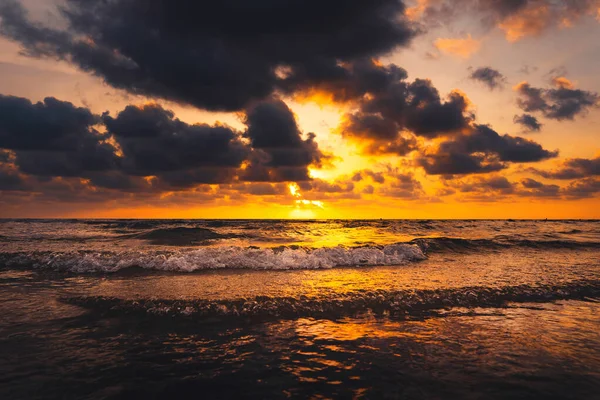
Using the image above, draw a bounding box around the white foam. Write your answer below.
[4,244,426,273]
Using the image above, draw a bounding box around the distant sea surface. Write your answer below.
[1,219,600,399]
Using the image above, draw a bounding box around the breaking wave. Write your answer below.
[63,281,600,320]
[0,243,426,273]
[411,237,600,252]
[1,234,599,273]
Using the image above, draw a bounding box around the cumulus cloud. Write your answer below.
[513,114,543,132]
[0,0,417,111]
[0,93,328,196]
[519,178,561,197]
[417,124,558,175]
[439,175,570,199]
[530,157,600,179]
[102,104,252,187]
[241,98,329,182]
[562,178,600,198]
[332,60,473,155]
[442,175,516,196]
[514,80,599,121]
[469,67,507,90]
[0,95,118,178]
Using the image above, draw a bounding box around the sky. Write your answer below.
[0,0,599,219]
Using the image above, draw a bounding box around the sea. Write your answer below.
[1,219,599,399]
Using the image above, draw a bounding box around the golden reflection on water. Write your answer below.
[81,247,595,302]
[254,301,600,392]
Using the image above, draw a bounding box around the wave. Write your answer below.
[1,235,599,273]
[62,281,600,320]
[411,237,600,252]
[0,244,426,273]
[131,227,234,245]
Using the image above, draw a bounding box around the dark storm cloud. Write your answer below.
[513,114,542,132]
[0,149,12,163]
[0,94,119,177]
[417,152,505,175]
[403,82,472,137]
[0,94,101,151]
[0,0,417,111]
[0,164,25,190]
[241,98,327,182]
[243,99,324,167]
[0,93,327,194]
[468,67,507,90]
[279,57,409,102]
[531,157,600,180]
[337,62,473,154]
[343,114,399,141]
[515,82,599,121]
[417,124,558,175]
[103,104,249,178]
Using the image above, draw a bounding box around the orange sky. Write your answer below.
[0,0,598,218]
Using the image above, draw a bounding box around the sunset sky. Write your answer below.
[0,0,599,218]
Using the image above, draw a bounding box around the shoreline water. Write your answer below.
[1,219,600,399]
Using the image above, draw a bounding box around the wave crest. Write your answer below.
[63,281,600,320]
[0,243,426,273]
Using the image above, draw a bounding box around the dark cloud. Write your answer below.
[0,0,417,111]
[0,149,13,163]
[417,124,558,175]
[241,98,327,182]
[381,171,424,198]
[103,104,248,180]
[336,62,473,154]
[0,164,25,190]
[306,179,355,194]
[563,178,600,199]
[343,113,399,141]
[440,175,563,199]
[521,178,545,189]
[531,157,600,180]
[513,114,542,132]
[0,94,119,177]
[403,82,472,137]
[469,67,507,90]
[443,175,515,195]
[520,178,560,197]
[418,152,505,175]
[0,94,101,151]
[363,137,419,156]
[0,93,328,195]
[515,81,599,121]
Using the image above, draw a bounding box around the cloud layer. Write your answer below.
[0,0,417,111]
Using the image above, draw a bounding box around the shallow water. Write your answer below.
[1,219,599,399]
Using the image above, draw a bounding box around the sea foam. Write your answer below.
[0,243,426,273]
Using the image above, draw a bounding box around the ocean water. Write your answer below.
[1,219,600,399]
